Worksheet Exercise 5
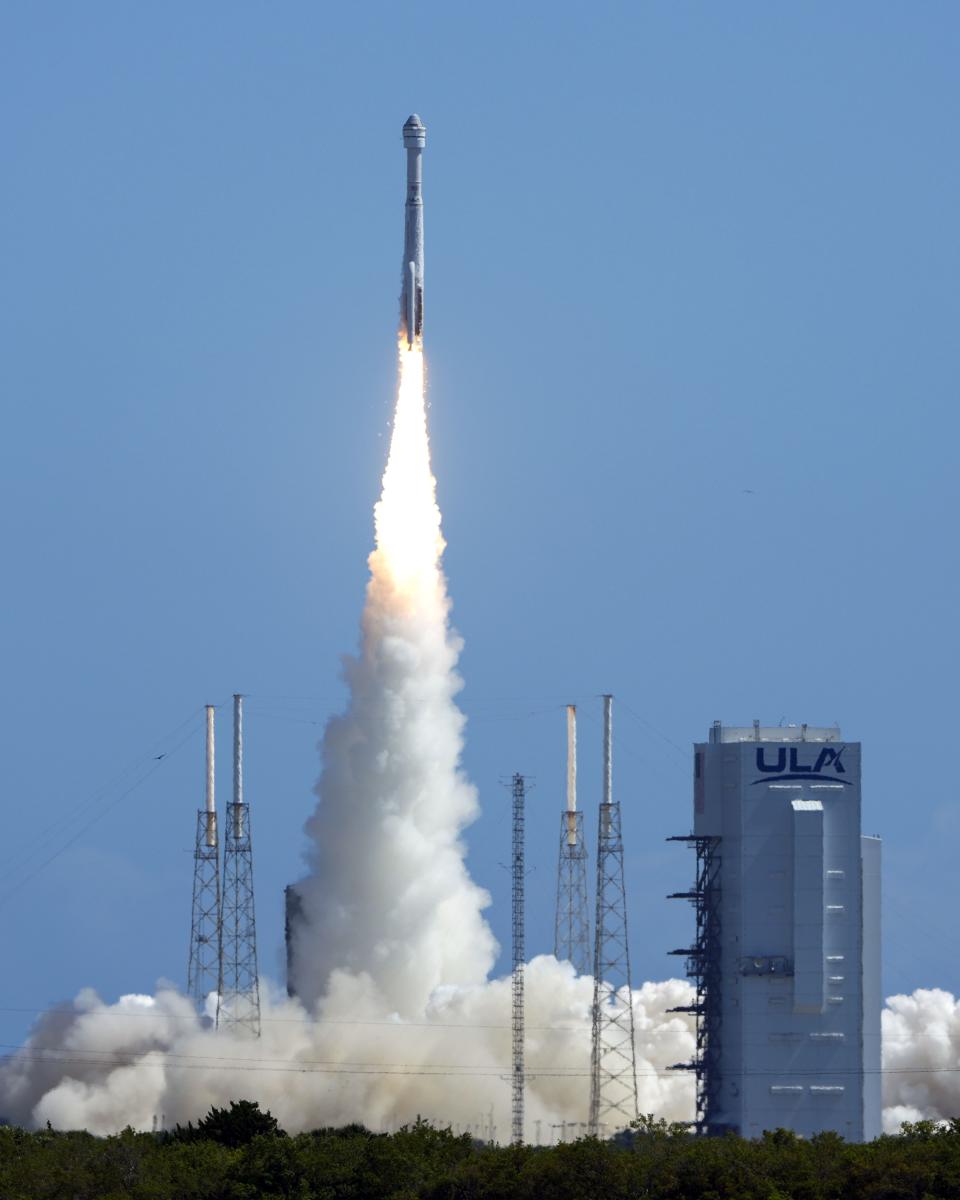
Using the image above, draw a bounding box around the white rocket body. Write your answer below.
[400,114,425,347]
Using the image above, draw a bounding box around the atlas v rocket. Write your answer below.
[400,114,426,348]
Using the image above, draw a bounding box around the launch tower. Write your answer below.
[187,705,221,1006]
[511,773,527,1146]
[217,694,261,1036]
[554,705,590,975]
[589,695,639,1134]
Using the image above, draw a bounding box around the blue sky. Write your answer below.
[1,2,957,1050]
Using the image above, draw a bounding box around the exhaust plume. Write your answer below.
[287,343,497,1015]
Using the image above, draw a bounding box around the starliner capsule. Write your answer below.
[400,114,426,348]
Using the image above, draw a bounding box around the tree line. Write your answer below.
[2,1100,960,1199]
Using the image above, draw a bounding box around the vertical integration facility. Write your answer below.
[670,722,881,1141]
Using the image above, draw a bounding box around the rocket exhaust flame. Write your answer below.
[372,343,443,599]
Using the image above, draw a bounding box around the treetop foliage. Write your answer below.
[2,1103,960,1200]
[171,1098,286,1148]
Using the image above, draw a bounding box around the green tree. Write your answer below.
[226,1134,309,1199]
[175,1099,286,1149]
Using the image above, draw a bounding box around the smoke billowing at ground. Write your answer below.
[880,989,960,1131]
[0,344,956,1136]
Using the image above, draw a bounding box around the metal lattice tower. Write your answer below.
[511,772,526,1146]
[554,705,590,975]
[217,694,261,1036]
[187,706,221,1007]
[667,834,722,1134]
[589,695,639,1135]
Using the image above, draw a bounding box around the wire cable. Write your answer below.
[0,712,204,909]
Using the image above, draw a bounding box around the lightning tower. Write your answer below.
[554,705,590,975]
[511,772,526,1146]
[187,705,221,1007]
[217,694,261,1035]
[589,695,639,1135]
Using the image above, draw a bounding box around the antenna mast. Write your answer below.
[589,695,639,1135]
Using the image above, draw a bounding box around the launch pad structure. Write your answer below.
[667,834,722,1135]
[554,705,590,976]
[589,695,639,1135]
[187,696,261,1036]
[511,773,527,1147]
[217,694,262,1036]
[187,706,221,1005]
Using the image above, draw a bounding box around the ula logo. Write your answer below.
[752,745,851,785]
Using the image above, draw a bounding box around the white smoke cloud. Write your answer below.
[288,549,496,1015]
[0,970,695,1136]
[881,988,960,1131]
[5,977,959,1136]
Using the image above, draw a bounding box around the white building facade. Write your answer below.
[676,722,881,1140]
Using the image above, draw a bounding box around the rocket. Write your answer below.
[400,114,426,348]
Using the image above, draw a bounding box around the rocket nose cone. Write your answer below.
[402,113,426,148]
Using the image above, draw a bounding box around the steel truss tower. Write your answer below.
[589,695,639,1135]
[667,834,722,1134]
[217,694,261,1036]
[554,705,590,976]
[188,706,221,1006]
[511,773,526,1146]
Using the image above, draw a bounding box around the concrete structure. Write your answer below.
[670,722,881,1140]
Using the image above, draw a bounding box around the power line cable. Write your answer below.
[0,715,204,908]
[0,707,204,874]
[0,1005,936,1050]
[0,1041,951,1080]
[616,698,690,767]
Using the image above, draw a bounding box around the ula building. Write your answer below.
[670,722,881,1141]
